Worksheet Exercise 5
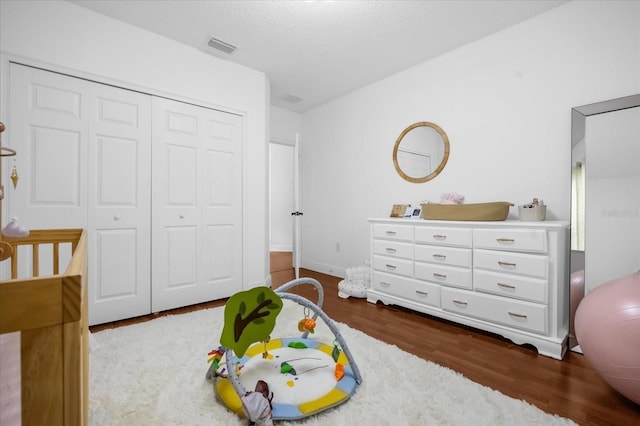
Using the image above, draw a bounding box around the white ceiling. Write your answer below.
[69,0,567,113]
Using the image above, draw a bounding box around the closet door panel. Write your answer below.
[87,84,152,325]
[8,64,88,229]
[152,98,242,311]
[202,110,242,299]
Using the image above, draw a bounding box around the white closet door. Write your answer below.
[87,84,152,325]
[7,63,152,325]
[151,97,243,312]
[8,64,90,234]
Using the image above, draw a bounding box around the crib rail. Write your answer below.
[0,228,88,426]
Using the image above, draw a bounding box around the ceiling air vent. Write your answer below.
[207,36,236,54]
[282,93,303,104]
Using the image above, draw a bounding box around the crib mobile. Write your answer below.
[206,278,363,424]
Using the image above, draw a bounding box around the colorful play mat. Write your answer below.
[206,278,363,422]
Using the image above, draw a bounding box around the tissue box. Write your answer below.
[518,205,546,221]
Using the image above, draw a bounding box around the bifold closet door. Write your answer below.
[7,63,152,325]
[151,97,243,312]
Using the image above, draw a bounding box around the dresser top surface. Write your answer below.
[368,218,569,229]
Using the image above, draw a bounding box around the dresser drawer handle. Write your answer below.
[433,254,446,260]
[385,247,397,253]
[497,282,516,289]
[498,261,516,268]
[386,231,397,236]
[453,299,468,306]
[496,238,515,243]
[380,281,391,288]
[508,311,528,319]
[433,273,447,279]
[415,290,429,296]
[433,234,447,240]
[385,264,397,270]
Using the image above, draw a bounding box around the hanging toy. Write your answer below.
[331,339,341,362]
[262,336,271,359]
[297,307,316,334]
[10,162,19,189]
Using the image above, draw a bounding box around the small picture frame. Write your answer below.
[410,207,422,218]
[390,204,409,218]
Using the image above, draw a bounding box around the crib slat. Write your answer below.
[32,243,40,277]
[53,242,60,275]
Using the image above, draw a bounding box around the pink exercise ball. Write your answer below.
[574,272,640,404]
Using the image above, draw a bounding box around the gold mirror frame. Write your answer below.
[392,121,450,183]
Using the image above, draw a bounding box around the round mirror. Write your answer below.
[392,121,450,183]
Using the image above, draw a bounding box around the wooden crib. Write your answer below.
[0,228,88,426]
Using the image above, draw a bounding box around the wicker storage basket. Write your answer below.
[421,202,513,221]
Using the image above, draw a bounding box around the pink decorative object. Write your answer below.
[569,270,585,339]
[575,272,640,404]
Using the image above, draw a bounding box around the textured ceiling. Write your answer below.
[69,0,567,112]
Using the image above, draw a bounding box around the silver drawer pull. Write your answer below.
[415,290,429,296]
[498,261,516,268]
[385,264,397,270]
[453,299,468,306]
[433,254,446,260]
[386,231,397,236]
[496,238,515,243]
[433,234,447,240]
[508,311,528,319]
[385,247,397,253]
[433,273,447,279]
[497,282,516,289]
[380,281,391,288]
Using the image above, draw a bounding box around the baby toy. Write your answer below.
[297,308,316,333]
[440,192,464,204]
[206,278,362,422]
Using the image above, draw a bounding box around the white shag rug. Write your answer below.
[89,299,576,426]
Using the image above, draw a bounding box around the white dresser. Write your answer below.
[368,218,570,359]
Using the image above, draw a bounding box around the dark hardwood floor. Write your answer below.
[91,252,639,426]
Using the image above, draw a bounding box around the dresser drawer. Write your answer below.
[473,228,548,253]
[373,255,413,277]
[414,244,471,268]
[441,287,547,334]
[414,226,472,247]
[373,223,413,242]
[373,272,440,308]
[415,262,472,289]
[474,270,548,304]
[474,249,548,279]
[373,239,413,259]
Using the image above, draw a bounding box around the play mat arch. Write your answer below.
[206,278,363,422]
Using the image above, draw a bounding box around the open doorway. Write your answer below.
[269,140,296,281]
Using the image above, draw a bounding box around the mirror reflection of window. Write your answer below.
[571,161,585,251]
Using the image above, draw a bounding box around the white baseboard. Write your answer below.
[300,260,345,279]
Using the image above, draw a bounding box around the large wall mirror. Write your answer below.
[393,121,450,183]
[570,94,640,349]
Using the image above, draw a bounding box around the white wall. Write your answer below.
[0,0,270,287]
[298,0,640,277]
